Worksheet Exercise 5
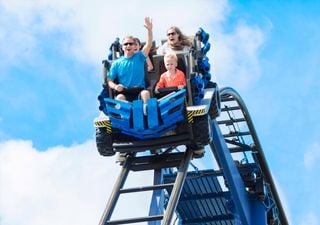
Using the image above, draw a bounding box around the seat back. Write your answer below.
[147,53,189,95]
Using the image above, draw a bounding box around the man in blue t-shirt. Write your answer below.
[107,17,153,104]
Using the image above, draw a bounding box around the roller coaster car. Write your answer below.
[93,28,221,157]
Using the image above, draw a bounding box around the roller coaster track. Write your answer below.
[214,86,288,225]
[98,87,288,225]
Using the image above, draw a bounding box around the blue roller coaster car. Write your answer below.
[93,28,221,157]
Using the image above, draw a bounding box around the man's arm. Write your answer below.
[141,17,153,57]
[107,79,125,92]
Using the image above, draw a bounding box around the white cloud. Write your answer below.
[304,142,320,171]
[0,0,266,89]
[0,139,121,225]
[0,140,210,225]
[299,212,319,225]
[0,0,228,65]
[213,22,267,90]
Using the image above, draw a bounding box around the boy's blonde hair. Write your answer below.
[164,52,178,62]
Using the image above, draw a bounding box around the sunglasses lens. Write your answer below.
[167,32,176,36]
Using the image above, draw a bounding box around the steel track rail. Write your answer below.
[219,87,289,225]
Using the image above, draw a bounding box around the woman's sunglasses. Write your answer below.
[167,32,177,36]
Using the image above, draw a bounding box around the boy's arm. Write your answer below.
[142,17,153,57]
[178,70,186,88]
[155,75,165,92]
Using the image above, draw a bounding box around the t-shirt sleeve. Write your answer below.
[107,61,118,80]
[177,69,186,86]
[156,73,166,88]
[137,51,147,62]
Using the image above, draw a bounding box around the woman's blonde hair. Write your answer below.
[167,26,193,50]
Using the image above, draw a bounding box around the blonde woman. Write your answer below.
[157,26,193,55]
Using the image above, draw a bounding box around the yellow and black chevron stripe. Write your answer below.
[94,120,112,133]
[191,108,206,115]
[187,111,194,123]
[187,108,206,123]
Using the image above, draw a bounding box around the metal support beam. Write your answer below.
[210,120,252,225]
[99,163,131,225]
[148,169,165,225]
[161,149,193,225]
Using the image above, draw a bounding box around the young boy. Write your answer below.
[155,52,186,93]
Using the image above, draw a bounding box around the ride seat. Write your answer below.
[147,53,189,96]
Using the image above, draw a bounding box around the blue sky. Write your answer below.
[1,0,319,224]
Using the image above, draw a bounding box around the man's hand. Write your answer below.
[142,17,153,57]
[144,17,153,31]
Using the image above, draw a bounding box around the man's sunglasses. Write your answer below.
[123,42,135,46]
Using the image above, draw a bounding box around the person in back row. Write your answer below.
[155,52,186,94]
[133,37,154,72]
[157,26,193,55]
[107,17,153,106]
